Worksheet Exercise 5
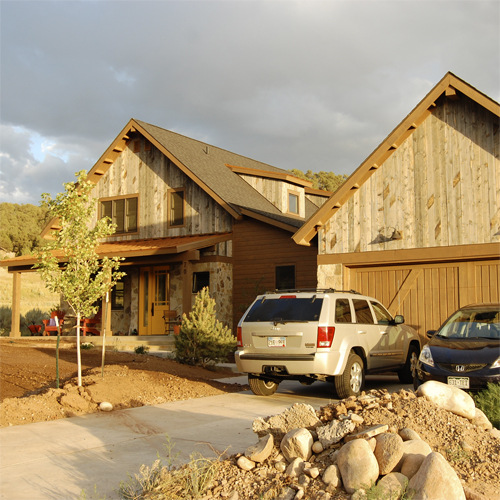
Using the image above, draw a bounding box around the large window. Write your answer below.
[100,196,138,234]
[168,188,185,228]
[276,265,295,290]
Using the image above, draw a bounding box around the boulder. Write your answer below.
[472,408,493,430]
[312,441,324,454]
[98,401,113,412]
[377,472,408,499]
[400,453,426,479]
[393,439,432,471]
[417,381,475,419]
[322,464,341,488]
[337,439,379,494]
[252,403,322,439]
[245,433,274,463]
[317,418,356,448]
[408,452,466,500]
[285,457,304,477]
[236,456,255,471]
[281,428,313,462]
[373,432,404,475]
[399,427,421,441]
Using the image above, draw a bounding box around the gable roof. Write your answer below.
[41,119,325,237]
[292,72,500,246]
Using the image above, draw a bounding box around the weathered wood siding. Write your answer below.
[239,174,306,217]
[320,95,500,256]
[90,137,233,241]
[232,217,318,333]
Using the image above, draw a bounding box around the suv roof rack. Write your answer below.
[265,288,361,295]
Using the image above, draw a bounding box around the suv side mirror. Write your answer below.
[426,330,436,338]
[394,315,404,325]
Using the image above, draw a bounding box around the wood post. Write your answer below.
[11,272,21,337]
[182,259,193,317]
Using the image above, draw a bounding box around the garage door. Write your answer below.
[348,260,500,343]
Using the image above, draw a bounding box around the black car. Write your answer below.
[414,303,500,391]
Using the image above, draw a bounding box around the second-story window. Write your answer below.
[101,196,138,234]
[168,188,185,228]
[288,191,299,215]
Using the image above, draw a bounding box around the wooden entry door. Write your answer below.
[139,266,170,335]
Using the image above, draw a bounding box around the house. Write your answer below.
[293,72,500,346]
[2,119,331,337]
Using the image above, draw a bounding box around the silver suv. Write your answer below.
[235,289,421,398]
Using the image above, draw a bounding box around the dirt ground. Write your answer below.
[0,341,247,427]
[1,341,499,499]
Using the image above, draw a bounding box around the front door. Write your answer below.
[139,266,170,335]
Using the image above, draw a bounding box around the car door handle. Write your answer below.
[358,330,366,334]
[380,331,388,334]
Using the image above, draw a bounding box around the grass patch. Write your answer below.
[474,382,500,429]
[117,435,222,500]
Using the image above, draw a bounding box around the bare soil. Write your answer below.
[0,341,247,427]
[1,341,499,499]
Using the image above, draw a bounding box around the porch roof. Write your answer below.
[0,233,232,271]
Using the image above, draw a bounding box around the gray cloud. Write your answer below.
[1,0,499,204]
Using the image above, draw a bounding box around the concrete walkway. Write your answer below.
[0,375,410,500]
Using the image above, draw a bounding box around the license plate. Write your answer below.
[448,377,469,389]
[268,337,286,347]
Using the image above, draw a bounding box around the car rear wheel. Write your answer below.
[248,375,279,396]
[335,353,364,399]
[398,345,420,384]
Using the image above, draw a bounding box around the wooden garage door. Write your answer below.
[349,260,499,342]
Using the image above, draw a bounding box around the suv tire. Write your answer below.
[335,353,364,399]
[248,375,279,396]
[397,345,419,384]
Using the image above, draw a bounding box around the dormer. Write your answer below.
[226,164,312,218]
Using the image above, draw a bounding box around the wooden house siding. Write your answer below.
[90,138,233,242]
[238,174,306,218]
[320,95,500,256]
[232,217,318,332]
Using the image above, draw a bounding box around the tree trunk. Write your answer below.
[76,311,82,386]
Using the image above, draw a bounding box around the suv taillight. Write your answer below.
[237,326,243,348]
[317,327,335,348]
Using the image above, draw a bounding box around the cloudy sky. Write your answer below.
[1,0,499,206]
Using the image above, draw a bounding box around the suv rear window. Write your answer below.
[243,297,323,323]
[353,299,375,324]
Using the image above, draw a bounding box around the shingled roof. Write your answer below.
[83,118,321,233]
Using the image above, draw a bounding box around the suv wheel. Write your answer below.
[248,374,279,396]
[335,353,364,399]
[397,345,419,384]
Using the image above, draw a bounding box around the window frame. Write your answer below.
[192,271,210,294]
[111,280,125,310]
[287,190,300,215]
[100,194,139,235]
[168,188,186,228]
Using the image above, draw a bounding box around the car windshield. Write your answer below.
[244,297,323,323]
[437,307,500,339]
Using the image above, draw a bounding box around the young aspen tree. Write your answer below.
[33,170,125,386]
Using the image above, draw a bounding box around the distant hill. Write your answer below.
[0,203,49,257]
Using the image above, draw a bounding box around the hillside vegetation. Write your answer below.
[0,202,49,256]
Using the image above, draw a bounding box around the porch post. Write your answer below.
[182,259,193,316]
[11,271,21,337]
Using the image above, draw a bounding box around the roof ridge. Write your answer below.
[133,118,290,175]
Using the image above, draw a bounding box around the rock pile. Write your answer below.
[194,381,500,500]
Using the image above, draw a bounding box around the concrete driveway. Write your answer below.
[0,375,411,500]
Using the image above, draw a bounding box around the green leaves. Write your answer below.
[174,287,236,368]
[33,170,125,319]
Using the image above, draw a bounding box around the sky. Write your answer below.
[1,0,499,206]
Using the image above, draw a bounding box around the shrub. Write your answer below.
[0,306,11,335]
[174,287,236,368]
[134,345,150,355]
[81,342,95,350]
[474,383,500,429]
